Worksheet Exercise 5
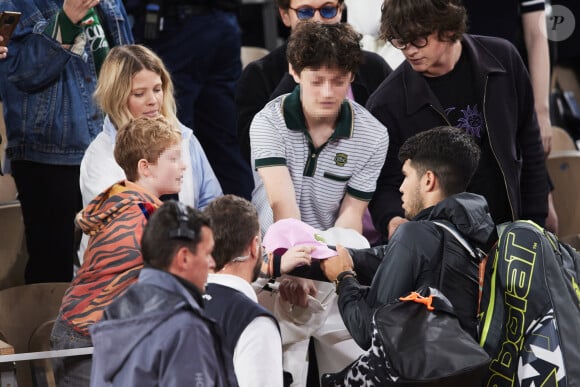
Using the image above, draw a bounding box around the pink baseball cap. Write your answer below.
[263,218,338,259]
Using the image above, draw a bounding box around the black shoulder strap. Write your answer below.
[432,220,490,315]
[432,220,484,261]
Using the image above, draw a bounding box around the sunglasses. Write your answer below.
[289,5,340,20]
[388,36,429,50]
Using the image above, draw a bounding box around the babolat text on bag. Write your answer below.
[479,220,580,386]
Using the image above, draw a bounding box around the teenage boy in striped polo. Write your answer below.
[251,21,388,235]
[249,21,389,386]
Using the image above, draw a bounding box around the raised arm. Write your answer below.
[5,0,131,92]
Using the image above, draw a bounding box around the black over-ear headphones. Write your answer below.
[169,201,196,241]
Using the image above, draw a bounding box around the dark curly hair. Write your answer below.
[287,22,363,75]
[380,0,467,43]
[398,126,480,196]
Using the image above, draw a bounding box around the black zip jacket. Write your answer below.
[367,34,548,235]
[338,193,494,350]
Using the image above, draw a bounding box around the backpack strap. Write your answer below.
[432,220,488,313]
[431,221,484,261]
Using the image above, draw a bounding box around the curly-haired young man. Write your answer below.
[250,21,389,386]
[367,0,549,241]
[251,21,388,234]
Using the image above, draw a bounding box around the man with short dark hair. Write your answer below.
[203,195,285,387]
[321,127,494,375]
[89,201,237,387]
[367,0,549,241]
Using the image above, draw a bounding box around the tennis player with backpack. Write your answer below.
[320,126,580,386]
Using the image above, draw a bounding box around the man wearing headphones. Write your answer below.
[89,201,237,386]
[203,195,287,386]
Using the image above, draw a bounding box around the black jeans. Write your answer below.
[11,160,82,283]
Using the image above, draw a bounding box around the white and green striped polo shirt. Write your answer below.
[250,86,389,231]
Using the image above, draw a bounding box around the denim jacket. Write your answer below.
[0,0,133,170]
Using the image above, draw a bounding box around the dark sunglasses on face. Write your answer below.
[388,36,429,50]
[289,5,340,20]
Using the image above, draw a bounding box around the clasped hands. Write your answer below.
[279,245,355,307]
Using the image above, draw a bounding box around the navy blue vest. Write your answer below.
[204,282,280,353]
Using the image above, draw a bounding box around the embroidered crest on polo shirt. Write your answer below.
[334,153,348,167]
[314,233,326,243]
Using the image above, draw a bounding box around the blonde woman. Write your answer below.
[80,44,222,211]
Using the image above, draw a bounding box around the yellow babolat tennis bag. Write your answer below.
[479,220,580,386]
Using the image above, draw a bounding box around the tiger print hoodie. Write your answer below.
[57,180,162,336]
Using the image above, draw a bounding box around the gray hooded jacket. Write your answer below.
[89,268,237,387]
